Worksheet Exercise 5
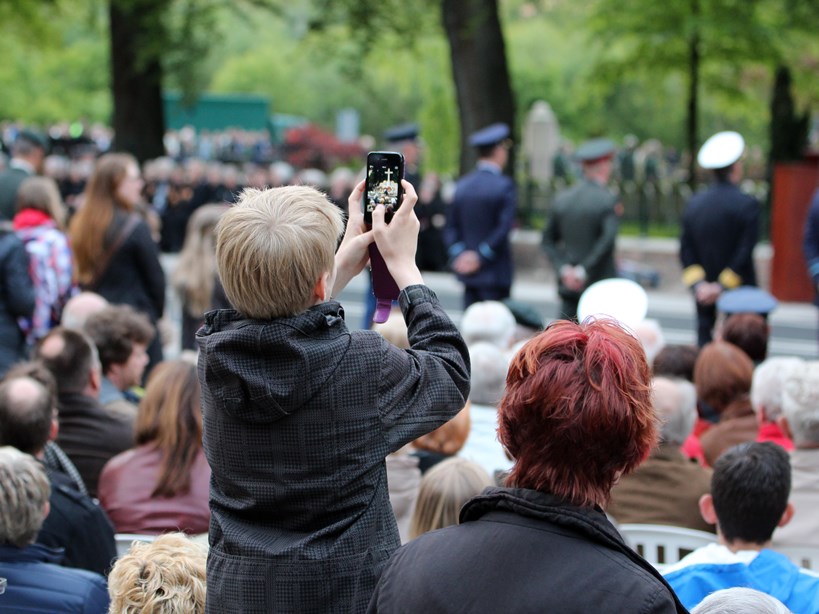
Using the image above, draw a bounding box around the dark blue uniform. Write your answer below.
[680,178,759,345]
[445,163,517,308]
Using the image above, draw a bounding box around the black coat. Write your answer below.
[0,227,35,375]
[368,487,688,613]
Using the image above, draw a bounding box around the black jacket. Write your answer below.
[0,227,35,375]
[368,487,688,613]
[37,467,117,576]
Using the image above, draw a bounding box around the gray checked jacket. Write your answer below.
[197,285,470,613]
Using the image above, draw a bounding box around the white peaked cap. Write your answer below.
[577,278,648,330]
[697,131,745,169]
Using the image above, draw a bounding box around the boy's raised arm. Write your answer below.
[332,180,374,298]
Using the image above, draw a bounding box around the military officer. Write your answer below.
[444,122,517,309]
[680,131,759,346]
[541,138,620,321]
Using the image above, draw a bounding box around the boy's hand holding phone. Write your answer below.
[372,179,423,290]
[332,180,374,298]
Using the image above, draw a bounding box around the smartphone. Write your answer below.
[364,151,404,226]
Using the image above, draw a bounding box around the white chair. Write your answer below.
[618,523,718,571]
[114,533,157,557]
[773,546,819,571]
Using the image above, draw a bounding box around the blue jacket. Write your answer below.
[0,543,109,613]
[802,188,819,306]
[665,546,819,612]
[444,164,517,289]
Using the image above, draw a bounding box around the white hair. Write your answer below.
[634,318,666,365]
[468,342,508,407]
[782,361,819,447]
[460,301,516,349]
[751,357,804,422]
[691,587,792,614]
[652,376,697,446]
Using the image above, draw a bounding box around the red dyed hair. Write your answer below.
[498,319,657,506]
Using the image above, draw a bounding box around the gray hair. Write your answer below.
[460,301,516,349]
[634,318,666,365]
[782,361,819,447]
[691,587,792,614]
[751,357,804,422]
[652,376,697,446]
[469,342,508,407]
[0,446,50,547]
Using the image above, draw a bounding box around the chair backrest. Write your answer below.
[619,523,718,571]
[114,533,157,558]
[773,546,819,571]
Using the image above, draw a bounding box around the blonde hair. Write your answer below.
[108,533,207,614]
[215,186,343,318]
[15,176,67,230]
[69,153,137,286]
[409,457,492,540]
[0,446,50,547]
[172,204,227,317]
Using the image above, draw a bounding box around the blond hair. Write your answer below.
[16,176,67,230]
[409,457,492,540]
[215,186,343,318]
[108,533,207,614]
[172,204,227,317]
[0,446,50,547]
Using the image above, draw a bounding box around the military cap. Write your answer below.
[575,138,616,163]
[502,298,544,331]
[16,130,49,151]
[717,286,777,317]
[468,122,510,148]
[385,123,419,143]
[697,131,744,169]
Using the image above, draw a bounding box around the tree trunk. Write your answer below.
[769,65,808,164]
[109,0,168,163]
[442,0,516,176]
[686,0,700,189]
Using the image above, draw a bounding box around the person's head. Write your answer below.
[0,372,55,456]
[653,344,699,382]
[107,533,206,614]
[33,327,101,396]
[0,446,50,548]
[409,457,492,539]
[215,186,344,319]
[781,361,819,448]
[694,341,754,417]
[653,376,697,447]
[136,361,202,498]
[498,319,656,506]
[11,131,46,171]
[720,313,769,363]
[633,318,666,365]
[468,342,508,407]
[700,442,792,546]
[691,587,792,614]
[60,291,109,330]
[577,138,616,184]
[84,305,153,390]
[750,357,803,426]
[15,176,67,230]
[460,301,516,349]
[470,123,511,168]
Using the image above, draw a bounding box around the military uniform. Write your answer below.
[445,123,517,308]
[541,138,619,320]
[680,131,759,346]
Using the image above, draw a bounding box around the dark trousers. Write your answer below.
[463,286,511,310]
[696,302,717,347]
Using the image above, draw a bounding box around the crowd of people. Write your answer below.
[0,118,818,614]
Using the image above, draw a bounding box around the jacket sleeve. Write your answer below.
[477,179,517,264]
[541,205,567,271]
[726,196,759,286]
[443,194,465,259]
[132,221,166,319]
[2,233,35,318]
[803,189,819,284]
[377,285,470,452]
[580,203,619,273]
[679,206,705,288]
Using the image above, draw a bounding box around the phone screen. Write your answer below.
[365,151,404,226]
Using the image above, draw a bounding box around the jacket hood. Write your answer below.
[197,302,352,424]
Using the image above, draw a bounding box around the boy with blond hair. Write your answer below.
[197,180,470,613]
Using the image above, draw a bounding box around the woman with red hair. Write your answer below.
[369,320,686,613]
